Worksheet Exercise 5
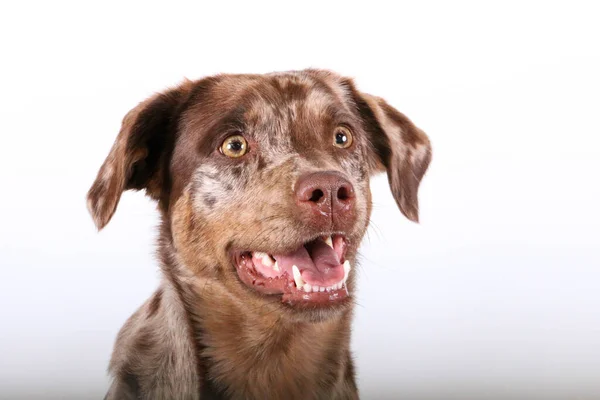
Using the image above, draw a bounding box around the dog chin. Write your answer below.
[282,298,354,323]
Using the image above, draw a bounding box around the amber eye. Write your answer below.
[333,126,353,149]
[220,134,248,158]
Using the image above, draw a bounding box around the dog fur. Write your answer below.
[87,69,431,399]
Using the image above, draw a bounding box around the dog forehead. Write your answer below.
[242,74,353,151]
[248,74,340,116]
[181,72,350,145]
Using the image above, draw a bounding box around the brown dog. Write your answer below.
[87,69,431,399]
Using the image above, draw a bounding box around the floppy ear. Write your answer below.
[345,82,432,222]
[86,82,192,230]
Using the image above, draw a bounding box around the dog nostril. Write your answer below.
[309,189,324,203]
[337,186,351,201]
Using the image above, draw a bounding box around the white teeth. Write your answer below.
[263,255,275,268]
[292,265,304,289]
[343,260,351,282]
[312,285,320,292]
[324,235,333,248]
[254,251,277,270]
[319,286,325,292]
[304,283,312,293]
[254,252,274,267]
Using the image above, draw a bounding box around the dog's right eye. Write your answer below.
[220,135,248,158]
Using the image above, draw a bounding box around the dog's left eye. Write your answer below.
[333,126,353,149]
[220,134,248,158]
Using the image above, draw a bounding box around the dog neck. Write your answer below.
[159,227,356,398]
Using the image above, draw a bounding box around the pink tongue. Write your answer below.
[274,241,344,286]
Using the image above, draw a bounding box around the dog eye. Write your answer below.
[220,134,248,158]
[333,126,353,149]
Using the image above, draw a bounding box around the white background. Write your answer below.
[1,1,599,399]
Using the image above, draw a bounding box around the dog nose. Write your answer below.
[295,171,355,221]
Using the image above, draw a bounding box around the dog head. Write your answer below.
[87,69,431,320]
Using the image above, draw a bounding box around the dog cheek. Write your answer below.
[191,167,238,214]
[170,190,216,272]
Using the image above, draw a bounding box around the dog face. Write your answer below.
[87,69,431,320]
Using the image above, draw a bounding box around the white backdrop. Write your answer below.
[1,1,599,399]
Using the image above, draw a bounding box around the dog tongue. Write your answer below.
[274,240,344,286]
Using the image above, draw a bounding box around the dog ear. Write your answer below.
[87,82,192,230]
[343,80,432,222]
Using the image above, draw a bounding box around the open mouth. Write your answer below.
[234,234,351,305]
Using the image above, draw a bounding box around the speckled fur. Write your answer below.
[87,69,431,399]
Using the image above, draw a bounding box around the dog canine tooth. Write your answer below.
[343,260,351,282]
[292,265,304,289]
[273,260,280,272]
[324,235,333,248]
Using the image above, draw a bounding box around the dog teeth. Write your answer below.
[343,260,351,282]
[254,252,273,267]
[303,283,312,293]
[292,265,304,289]
[323,235,333,248]
[254,251,277,270]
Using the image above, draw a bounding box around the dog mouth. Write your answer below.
[233,234,351,305]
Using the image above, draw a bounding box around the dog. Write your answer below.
[87,69,431,399]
